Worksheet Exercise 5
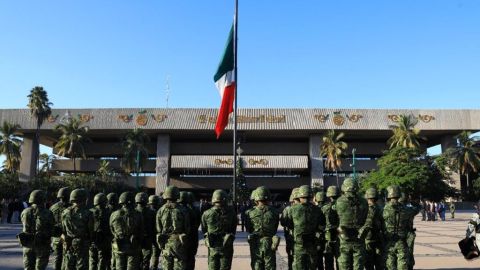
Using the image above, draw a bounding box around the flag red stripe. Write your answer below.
[215,83,235,138]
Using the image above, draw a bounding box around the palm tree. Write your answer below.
[0,121,22,173]
[27,86,52,176]
[388,114,425,149]
[320,130,348,187]
[97,160,113,181]
[444,131,480,195]
[54,117,90,175]
[38,153,56,175]
[121,128,150,174]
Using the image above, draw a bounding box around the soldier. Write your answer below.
[314,191,327,270]
[110,192,143,270]
[400,194,421,270]
[178,191,201,270]
[135,192,156,270]
[50,187,70,270]
[90,193,112,270]
[383,185,410,270]
[157,186,190,270]
[62,188,94,270]
[245,186,280,270]
[106,193,119,270]
[322,186,340,270]
[363,188,385,270]
[201,189,238,270]
[19,190,54,270]
[280,188,298,270]
[289,185,325,270]
[148,195,162,270]
[450,201,456,219]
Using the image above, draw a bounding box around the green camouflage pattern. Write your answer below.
[322,198,339,270]
[50,200,69,270]
[364,203,385,270]
[89,202,112,270]
[179,196,201,270]
[280,204,294,270]
[383,200,411,270]
[136,202,156,270]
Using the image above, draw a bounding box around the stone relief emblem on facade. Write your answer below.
[346,114,363,123]
[333,111,345,126]
[248,158,269,166]
[418,114,435,123]
[78,114,94,123]
[314,114,329,123]
[151,114,167,123]
[214,158,233,166]
[118,114,133,123]
[136,110,148,126]
[47,114,59,123]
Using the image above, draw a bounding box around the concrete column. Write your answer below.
[19,134,38,182]
[155,134,170,195]
[309,135,324,187]
[440,135,456,153]
[440,135,462,192]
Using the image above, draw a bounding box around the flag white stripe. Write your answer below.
[215,70,235,99]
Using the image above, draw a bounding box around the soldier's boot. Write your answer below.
[52,240,63,270]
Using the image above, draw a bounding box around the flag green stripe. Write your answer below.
[213,25,234,83]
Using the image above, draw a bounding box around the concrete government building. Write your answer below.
[1,108,479,197]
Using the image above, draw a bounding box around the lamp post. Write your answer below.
[350,148,357,180]
[136,149,140,190]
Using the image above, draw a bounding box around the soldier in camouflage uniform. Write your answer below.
[19,190,55,270]
[106,193,119,270]
[280,188,298,270]
[135,192,155,270]
[50,187,70,270]
[148,195,162,270]
[201,189,238,270]
[110,192,144,270]
[62,188,94,270]
[288,185,325,270]
[322,186,340,270]
[314,191,327,270]
[363,188,385,270]
[245,186,280,270]
[89,193,112,270]
[178,191,201,270]
[400,193,421,270]
[383,185,411,270]
[157,186,190,270]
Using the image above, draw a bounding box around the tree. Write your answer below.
[387,114,425,149]
[233,157,249,203]
[97,159,114,182]
[54,117,90,175]
[38,153,57,177]
[27,86,52,176]
[320,130,348,187]
[0,121,22,173]
[121,128,150,174]
[444,131,480,196]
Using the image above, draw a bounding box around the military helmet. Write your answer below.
[29,190,46,204]
[365,188,378,199]
[148,195,161,205]
[250,189,257,201]
[107,193,118,205]
[254,186,271,201]
[297,185,312,198]
[135,192,148,204]
[94,193,107,206]
[291,188,300,200]
[163,186,180,201]
[341,178,358,193]
[119,192,134,205]
[70,188,87,203]
[57,187,70,199]
[178,191,189,203]
[211,189,227,204]
[386,185,401,199]
[315,191,326,203]
[326,186,340,198]
[187,192,195,204]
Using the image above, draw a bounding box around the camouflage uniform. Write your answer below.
[314,191,327,270]
[400,194,421,270]
[62,188,94,270]
[106,193,119,270]
[110,192,144,270]
[135,192,156,270]
[280,188,298,270]
[148,195,162,270]
[89,193,112,270]
[178,191,201,270]
[363,188,385,270]
[19,190,54,270]
[383,185,410,270]
[335,178,368,270]
[157,186,190,270]
[289,185,325,270]
[50,187,70,270]
[322,186,340,270]
[245,187,280,270]
[201,189,238,270]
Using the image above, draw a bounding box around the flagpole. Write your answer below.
[232,0,239,207]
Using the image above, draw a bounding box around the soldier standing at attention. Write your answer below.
[178,192,201,270]
[156,186,190,270]
[110,192,143,270]
[383,185,410,270]
[289,185,325,270]
[50,187,70,270]
[245,186,280,270]
[314,191,327,270]
[400,194,421,270]
[106,193,119,270]
[147,195,162,270]
[363,188,385,270]
[90,193,112,270]
[322,186,340,270]
[280,188,298,270]
[19,190,54,270]
[201,189,238,270]
[135,192,155,270]
[62,188,94,270]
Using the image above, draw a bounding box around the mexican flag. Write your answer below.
[213,25,235,139]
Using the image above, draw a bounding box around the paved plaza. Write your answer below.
[0,212,478,270]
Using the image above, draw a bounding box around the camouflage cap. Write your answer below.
[365,188,378,199]
[326,186,340,198]
[297,185,312,198]
[386,185,401,199]
[314,191,326,203]
[254,186,271,201]
[341,178,358,193]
